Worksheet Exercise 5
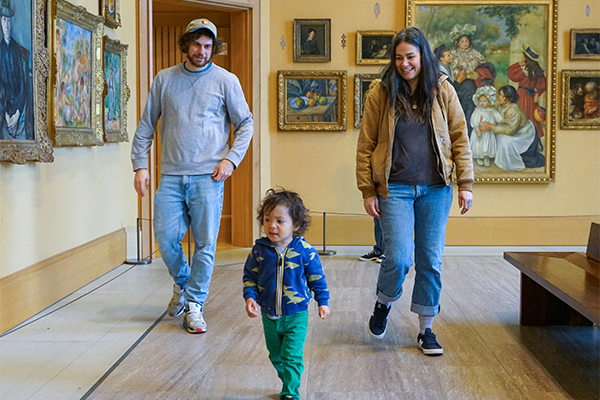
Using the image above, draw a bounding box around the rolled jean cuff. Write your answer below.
[410,302,440,316]
[376,289,401,304]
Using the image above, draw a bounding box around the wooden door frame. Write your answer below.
[136,0,260,257]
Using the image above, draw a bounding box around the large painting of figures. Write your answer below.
[408,0,557,183]
[0,0,53,164]
[103,36,129,143]
[52,0,103,147]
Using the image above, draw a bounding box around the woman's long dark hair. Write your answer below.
[380,26,439,121]
[524,55,544,82]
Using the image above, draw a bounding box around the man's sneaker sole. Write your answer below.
[417,340,443,356]
[183,319,207,334]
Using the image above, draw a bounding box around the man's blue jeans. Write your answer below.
[373,217,385,255]
[377,182,452,316]
[154,174,224,307]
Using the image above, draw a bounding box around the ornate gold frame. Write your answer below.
[51,0,104,147]
[561,69,600,130]
[0,0,53,164]
[103,36,130,142]
[570,29,600,61]
[354,73,379,129]
[278,70,347,131]
[100,0,121,29]
[356,30,396,65]
[408,0,557,183]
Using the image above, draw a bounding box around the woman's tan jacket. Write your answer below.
[356,76,474,199]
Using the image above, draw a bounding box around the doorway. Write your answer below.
[138,0,256,255]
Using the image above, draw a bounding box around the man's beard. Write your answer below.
[187,53,210,69]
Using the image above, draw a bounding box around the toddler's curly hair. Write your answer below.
[257,188,311,237]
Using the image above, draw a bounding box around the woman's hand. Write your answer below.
[458,190,473,215]
[363,196,380,218]
[245,298,259,318]
[480,121,494,133]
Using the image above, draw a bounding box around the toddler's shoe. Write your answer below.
[417,328,443,356]
[368,301,390,339]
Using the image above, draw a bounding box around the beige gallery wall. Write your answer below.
[268,0,600,245]
[0,0,138,279]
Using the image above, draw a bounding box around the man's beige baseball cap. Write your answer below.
[185,18,217,38]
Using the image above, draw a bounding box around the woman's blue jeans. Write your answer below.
[377,182,452,316]
[153,174,224,307]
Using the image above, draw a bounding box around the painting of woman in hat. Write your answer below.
[507,45,546,138]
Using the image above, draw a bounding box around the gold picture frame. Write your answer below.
[561,69,600,130]
[100,0,121,29]
[356,30,396,65]
[408,0,557,183]
[103,36,129,142]
[0,0,53,164]
[51,0,104,147]
[278,70,347,131]
[354,73,379,128]
[570,29,600,60]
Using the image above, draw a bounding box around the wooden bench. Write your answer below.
[504,222,600,326]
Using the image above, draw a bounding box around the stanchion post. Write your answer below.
[318,212,336,256]
[125,218,152,265]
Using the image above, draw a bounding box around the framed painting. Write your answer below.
[0,0,53,164]
[570,29,600,60]
[408,0,557,183]
[100,0,120,29]
[561,69,600,130]
[278,70,347,131]
[293,19,331,63]
[356,30,396,65]
[103,36,129,142]
[354,73,379,128]
[51,0,104,147]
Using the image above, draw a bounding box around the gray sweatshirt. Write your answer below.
[131,62,253,175]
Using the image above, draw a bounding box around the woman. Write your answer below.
[356,27,474,356]
[449,25,495,133]
[480,85,545,171]
[507,46,546,138]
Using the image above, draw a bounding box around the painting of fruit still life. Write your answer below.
[278,70,347,131]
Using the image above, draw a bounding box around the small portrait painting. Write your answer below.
[562,70,600,130]
[356,31,396,65]
[571,29,600,60]
[293,19,330,62]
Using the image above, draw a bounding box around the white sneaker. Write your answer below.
[167,283,186,317]
[183,302,207,333]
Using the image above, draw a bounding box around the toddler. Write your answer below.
[470,85,502,167]
[243,188,330,400]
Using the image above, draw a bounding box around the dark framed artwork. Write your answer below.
[354,73,379,128]
[52,0,104,147]
[408,0,557,183]
[100,0,120,29]
[103,36,129,142]
[293,19,331,63]
[570,29,600,60]
[356,30,396,65]
[278,70,347,131]
[0,0,53,164]
[561,69,600,130]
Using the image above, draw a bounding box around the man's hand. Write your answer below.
[212,159,235,182]
[134,169,150,197]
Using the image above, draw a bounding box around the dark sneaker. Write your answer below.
[376,254,386,263]
[359,250,382,262]
[368,301,390,339]
[167,283,186,317]
[417,328,443,356]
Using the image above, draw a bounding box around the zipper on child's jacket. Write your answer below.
[275,247,288,317]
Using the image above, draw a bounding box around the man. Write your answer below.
[131,18,253,334]
[0,0,33,140]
